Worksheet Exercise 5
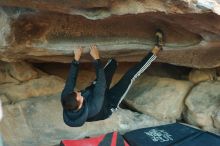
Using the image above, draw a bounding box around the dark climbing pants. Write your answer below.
[88,52,157,121]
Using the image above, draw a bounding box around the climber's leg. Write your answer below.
[107,48,157,108]
[108,30,164,109]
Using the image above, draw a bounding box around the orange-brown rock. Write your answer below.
[0,1,220,68]
[189,69,217,84]
[0,0,219,106]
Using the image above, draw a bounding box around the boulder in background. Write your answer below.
[124,75,193,121]
[184,81,220,134]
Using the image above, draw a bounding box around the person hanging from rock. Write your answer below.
[61,30,164,127]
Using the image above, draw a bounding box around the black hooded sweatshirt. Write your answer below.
[61,59,106,127]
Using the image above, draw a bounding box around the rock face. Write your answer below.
[0,95,9,105]
[124,75,193,121]
[0,1,220,68]
[0,69,18,85]
[0,93,169,146]
[0,61,38,84]
[6,61,38,81]
[0,0,220,19]
[1,76,64,102]
[0,61,64,103]
[0,0,220,145]
[189,69,217,84]
[184,81,220,133]
[0,60,220,145]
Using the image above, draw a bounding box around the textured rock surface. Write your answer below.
[184,81,220,134]
[0,75,64,102]
[0,61,38,84]
[6,61,38,81]
[0,93,169,146]
[0,95,9,105]
[1,0,220,19]
[1,60,219,145]
[0,1,220,68]
[214,111,220,129]
[124,75,193,121]
[0,0,220,145]
[0,61,64,103]
[0,69,18,84]
[189,69,217,84]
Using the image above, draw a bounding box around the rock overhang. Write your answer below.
[0,1,220,68]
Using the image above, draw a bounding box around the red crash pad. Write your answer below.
[60,131,129,146]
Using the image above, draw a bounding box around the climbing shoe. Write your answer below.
[155,29,164,50]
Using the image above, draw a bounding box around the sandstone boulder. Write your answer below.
[214,110,220,129]
[124,75,193,121]
[7,61,38,81]
[184,81,220,134]
[189,69,217,84]
[0,94,10,105]
[0,93,169,146]
[0,75,64,102]
[0,0,220,19]
[0,61,19,84]
[0,6,220,68]
[0,70,18,84]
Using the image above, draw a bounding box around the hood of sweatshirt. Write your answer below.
[63,100,88,127]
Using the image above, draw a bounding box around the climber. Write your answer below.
[61,30,164,127]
